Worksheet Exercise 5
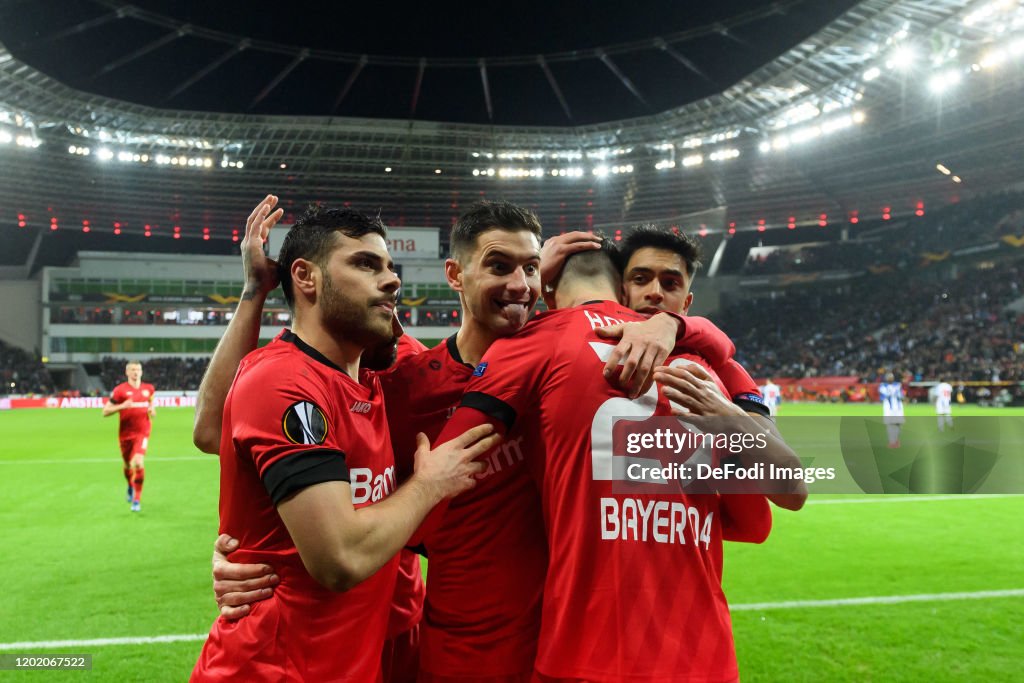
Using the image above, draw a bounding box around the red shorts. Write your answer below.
[382,623,419,683]
[119,435,149,464]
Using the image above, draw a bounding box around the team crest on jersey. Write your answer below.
[282,401,329,445]
[472,362,488,377]
[142,390,150,397]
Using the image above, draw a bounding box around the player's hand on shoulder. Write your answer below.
[211,534,279,620]
[596,314,678,399]
[242,194,285,299]
[414,427,500,499]
[654,363,747,418]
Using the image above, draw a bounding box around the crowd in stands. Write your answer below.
[722,257,1024,401]
[100,357,207,392]
[0,340,55,395]
[743,191,1024,275]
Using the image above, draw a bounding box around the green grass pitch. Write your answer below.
[0,404,1021,681]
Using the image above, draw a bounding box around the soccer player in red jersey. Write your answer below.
[190,204,499,682]
[196,200,696,682]
[102,361,154,512]
[435,239,806,681]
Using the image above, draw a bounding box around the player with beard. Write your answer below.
[195,201,716,682]
[190,204,498,682]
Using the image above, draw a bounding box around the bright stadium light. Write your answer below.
[952,175,962,183]
[0,130,13,144]
[97,148,113,161]
[758,141,771,153]
[887,46,917,71]
[863,66,881,81]
[593,166,609,177]
[936,163,951,175]
[682,154,703,167]
[979,49,1006,69]
[928,70,962,94]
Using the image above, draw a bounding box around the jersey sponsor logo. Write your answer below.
[734,392,766,406]
[350,465,397,504]
[478,434,525,479]
[282,401,329,445]
[472,362,488,377]
[350,401,372,414]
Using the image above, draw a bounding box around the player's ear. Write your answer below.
[291,258,319,301]
[681,292,693,315]
[445,258,464,293]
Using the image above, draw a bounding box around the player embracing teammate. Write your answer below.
[192,197,806,682]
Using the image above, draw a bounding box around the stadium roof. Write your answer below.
[1,0,860,126]
[1,0,1023,259]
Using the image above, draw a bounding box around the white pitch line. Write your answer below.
[0,456,214,465]
[2,589,1021,650]
[0,633,207,651]
[731,588,1024,611]
[806,494,1024,505]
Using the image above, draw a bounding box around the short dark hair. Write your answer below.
[620,224,702,277]
[278,204,387,308]
[560,234,622,290]
[450,200,543,262]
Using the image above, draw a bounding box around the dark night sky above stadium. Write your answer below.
[2,0,862,125]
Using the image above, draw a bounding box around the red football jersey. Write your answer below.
[380,334,429,640]
[379,335,547,678]
[109,381,155,438]
[192,330,398,683]
[457,301,741,682]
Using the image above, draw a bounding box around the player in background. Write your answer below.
[434,239,806,681]
[190,204,499,682]
[879,372,905,448]
[102,361,154,512]
[761,378,782,416]
[930,378,954,432]
[198,200,748,682]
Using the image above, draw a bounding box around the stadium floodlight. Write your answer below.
[979,49,1006,69]
[852,110,866,123]
[592,166,610,177]
[928,70,962,94]
[0,130,12,144]
[681,154,703,167]
[118,151,133,162]
[936,163,951,175]
[473,169,481,176]
[97,148,114,161]
[886,46,917,71]
[863,66,881,81]
[758,141,771,153]
[384,167,392,172]
[952,175,962,183]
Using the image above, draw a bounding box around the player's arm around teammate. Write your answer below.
[654,362,807,510]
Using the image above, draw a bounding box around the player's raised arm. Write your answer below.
[278,426,497,591]
[193,195,283,453]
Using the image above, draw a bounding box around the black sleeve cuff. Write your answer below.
[460,391,517,431]
[734,397,771,419]
[263,448,350,505]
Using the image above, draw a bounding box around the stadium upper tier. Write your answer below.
[2,0,1024,245]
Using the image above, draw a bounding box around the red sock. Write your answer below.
[123,466,133,486]
[132,467,145,503]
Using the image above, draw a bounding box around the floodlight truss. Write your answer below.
[1,0,1023,233]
